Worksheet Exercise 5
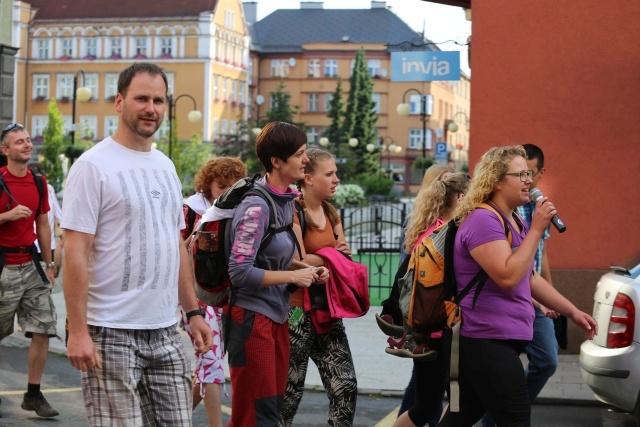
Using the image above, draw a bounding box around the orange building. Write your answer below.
[246,1,470,193]
[429,0,640,352]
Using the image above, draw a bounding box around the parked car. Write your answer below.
[580,261,640,425]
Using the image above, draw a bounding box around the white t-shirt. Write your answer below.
[61,137,185,329]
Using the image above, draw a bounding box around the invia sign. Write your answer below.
[391,51,460,82]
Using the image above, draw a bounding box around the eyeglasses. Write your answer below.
[1,123,24,142]
[504,170,534,182]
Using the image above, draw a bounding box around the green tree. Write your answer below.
[156,129,213,196]
[342,47,379,177]
[265,79,305,129]
[324,77,344,148]
[214,118,262,176]
[41,100,67,192]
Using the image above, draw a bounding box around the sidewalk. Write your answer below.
[7,288,598,405]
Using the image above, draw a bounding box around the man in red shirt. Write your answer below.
[0,123,58,418]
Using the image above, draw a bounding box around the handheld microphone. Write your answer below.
[529,188,567,233]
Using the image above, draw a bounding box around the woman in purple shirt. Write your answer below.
[438,146,597,427]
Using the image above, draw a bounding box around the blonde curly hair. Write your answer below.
[405,172,470,252]
[454,145,526,223]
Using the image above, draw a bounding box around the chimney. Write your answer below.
[300,2,323,9]
[243,1,257,24]
[371,1,386,8]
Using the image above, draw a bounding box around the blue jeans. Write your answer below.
[482,308,558,427]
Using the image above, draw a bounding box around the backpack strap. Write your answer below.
[294,199,306,239]
[28,167,45,215]
[185,205,197,237]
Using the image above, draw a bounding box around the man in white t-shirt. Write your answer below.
[62,62,213,426]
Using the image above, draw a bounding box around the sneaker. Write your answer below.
[375,313,405,337]
[21,392,59,418]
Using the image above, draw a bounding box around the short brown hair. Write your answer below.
[255,122,307,173]
[117,62,168,98]
[193,157,246,200]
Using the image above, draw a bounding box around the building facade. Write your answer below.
[12,0,249,155]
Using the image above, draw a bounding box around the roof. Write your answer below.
[25,0,217,21]
[253,8,437,53]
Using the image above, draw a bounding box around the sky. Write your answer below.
[251,0,472,75]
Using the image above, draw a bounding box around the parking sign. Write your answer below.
[435,142,447,160]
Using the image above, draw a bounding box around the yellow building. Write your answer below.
[246,0,470,193]
[13,0,249,155]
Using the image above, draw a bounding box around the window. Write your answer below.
[306,127,319,144]
[135,38,148,57]
[56,74,74,99]
[37,40,49,60]
[270,59,289,77]
[61,38,73,57]
[238,81,246,104]
[213,119,219,139]
[85,38,98,57]
[61,116,72,134]
[224,10,235,29]
[221,119,228,136]
[32,116,48,138]
[222,77,228,101]
[230,79,237,102]
[372,93,381,113]
[33,74,50,99]
[110,38,122,57]
[308,59,321,77]
[166,72,175,95]
[367,59,381,77]
[307,93,319,112]
[324,59,338,77]
[160,37,172,57]
[83,73,98,100]
[79,116,97,140]
[104,116,118,138]
[105,73,118,99]
[408,129,432,150]
[323,93,333,112]
[409,94,434,115]
[230,120,237,135]
[213,75,219,100]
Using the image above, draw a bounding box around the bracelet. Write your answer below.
[46,262,55,269]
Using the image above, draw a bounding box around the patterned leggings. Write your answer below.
[280,307,358,427]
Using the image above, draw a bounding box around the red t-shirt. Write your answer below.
[0,166,50,264]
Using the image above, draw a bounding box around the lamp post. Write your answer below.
[376,136,402,174]
[396,89,433,175]
[318,134,358,162]
[67,70,92,165]
[445,112,470,171]
[167,94,202,160]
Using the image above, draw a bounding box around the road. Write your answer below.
[1,341,636,426]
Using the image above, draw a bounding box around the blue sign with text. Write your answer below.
[435,142,447,160]
[391,51,460,82]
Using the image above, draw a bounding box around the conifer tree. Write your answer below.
[266,79,304,130]
[342,47,379,176]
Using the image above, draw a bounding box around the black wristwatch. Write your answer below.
[185,307,206,320]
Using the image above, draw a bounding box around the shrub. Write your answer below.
[357,173,394,197]
[331,184,365,208]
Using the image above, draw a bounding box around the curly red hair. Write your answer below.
[193,157,246,200]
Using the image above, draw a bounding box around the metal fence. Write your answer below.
[338,201,411,304]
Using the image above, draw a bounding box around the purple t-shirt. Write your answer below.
[453,207,534,340]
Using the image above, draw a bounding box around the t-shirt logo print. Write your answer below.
[151,190,161,199]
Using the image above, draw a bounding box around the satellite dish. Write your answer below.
[435,127,444,138]
[288,57,297,67]
[256,94,264,105]
[381,68,388,77]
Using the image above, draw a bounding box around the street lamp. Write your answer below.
[167,94,202,160]
[67,70,92,165]
[318,135,358,160]
[377,137,403,174]
[396,89,433,175]
[445,111,470,171]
